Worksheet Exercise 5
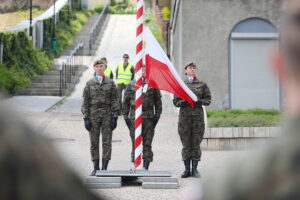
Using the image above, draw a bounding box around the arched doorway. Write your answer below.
[229,18,280,109]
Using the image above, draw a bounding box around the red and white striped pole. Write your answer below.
[134,0,144,169]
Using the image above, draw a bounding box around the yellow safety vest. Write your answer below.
[104,66,112,78]
[116,63,133,85]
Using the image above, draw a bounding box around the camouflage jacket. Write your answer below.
[81,76,119,119]
[173,78,211,116]
[122,80,162,120]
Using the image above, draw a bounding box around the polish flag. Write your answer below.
[144,27,197,107]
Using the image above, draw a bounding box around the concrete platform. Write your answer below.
[96,169,172,177]
[85,177,122,189]
[85,183,121,189]
[142,182,179,189]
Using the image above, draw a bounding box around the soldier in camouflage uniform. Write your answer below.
[0,104,103,200]
[81,60,119,176]
[173,62,211,178]
[198,1,300,199]
[122,65,162,170]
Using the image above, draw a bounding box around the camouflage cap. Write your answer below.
[184,62,196,69]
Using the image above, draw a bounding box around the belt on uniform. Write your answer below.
[91,103,110,108]
[142,107,154,111]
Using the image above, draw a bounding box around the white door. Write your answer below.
[231,34,280,109]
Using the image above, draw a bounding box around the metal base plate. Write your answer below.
[96,169,171,177]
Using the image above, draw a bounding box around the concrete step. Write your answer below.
[17,91,61,96]
[29,83,61,88]
[142,182,179,189]
[85,182,121,189]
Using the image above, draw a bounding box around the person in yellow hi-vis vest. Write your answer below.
[116,54,135,115]
[101,57,113,79]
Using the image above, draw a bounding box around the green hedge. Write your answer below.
[207,109,281,127]
[0,2,92,94]
[0,31,52,94]
[108,0,136,14]
[43,5,92,57]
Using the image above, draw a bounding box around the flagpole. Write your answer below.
[134,0,144,169]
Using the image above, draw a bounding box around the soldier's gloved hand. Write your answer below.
[110,117,118,131]
[194,99,203,106]
[124,118,131,130]
[153,116,160,128]
[180,100,189,107]
[84,118,92,131]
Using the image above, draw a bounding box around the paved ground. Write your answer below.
[1,15,248,200]
[14,110,246,200]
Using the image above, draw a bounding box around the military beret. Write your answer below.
[184,62,196,69]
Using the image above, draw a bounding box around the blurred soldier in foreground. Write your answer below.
[199,0,300,199]
[82,60,119,176]
[173,62,211,178]
[0,104,103,200]
[122,65,162,169]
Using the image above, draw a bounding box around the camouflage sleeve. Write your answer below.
[173,95,182,107]
[131,67,135,80]
[81,83,91,118]
[201,83,211,106]
[154,89,162,117]
[110,71,114,79]
[122,85,132,119]
[111,81,119,118]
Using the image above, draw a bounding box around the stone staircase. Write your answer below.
[17,64,87,96]
[17,12,108,96]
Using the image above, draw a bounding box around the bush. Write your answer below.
[42,6,92,57]
[207,109,281,127]
[108,0,136,14]
[94,4,104,13]
[0,31,52,94]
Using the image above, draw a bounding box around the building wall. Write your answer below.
[170,0,282,109]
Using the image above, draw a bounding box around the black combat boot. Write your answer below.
[90,159,100,176]
[181,160,190,178]
[143,160,150,170]
[101,159,109,170]
[191,160,201,178]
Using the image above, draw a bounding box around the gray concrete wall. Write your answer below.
[170,0,282,109]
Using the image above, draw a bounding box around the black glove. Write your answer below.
[110,117,118,131]
[180,100,189,107]
[84,118,92,131]
[194,99,203,107]
[153,116,160,128]
[124,118,131,130]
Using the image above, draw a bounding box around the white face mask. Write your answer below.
[95,75,103,83]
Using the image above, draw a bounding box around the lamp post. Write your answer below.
[51,0,57,52]
[29,0,33,39]
[67,0,71,25]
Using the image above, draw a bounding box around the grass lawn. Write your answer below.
[0,8,45,31]
[207,109,282,127]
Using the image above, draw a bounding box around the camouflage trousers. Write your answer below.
[89,117,112,161]
[129,118,155,162]
[178,114,205,161]
[117,83,127,114]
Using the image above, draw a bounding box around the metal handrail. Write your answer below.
[88,3,109,55]
[59,42,84,96]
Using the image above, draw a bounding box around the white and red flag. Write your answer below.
[144,27,197,107]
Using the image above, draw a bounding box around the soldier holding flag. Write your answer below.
[173,62,211,178]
